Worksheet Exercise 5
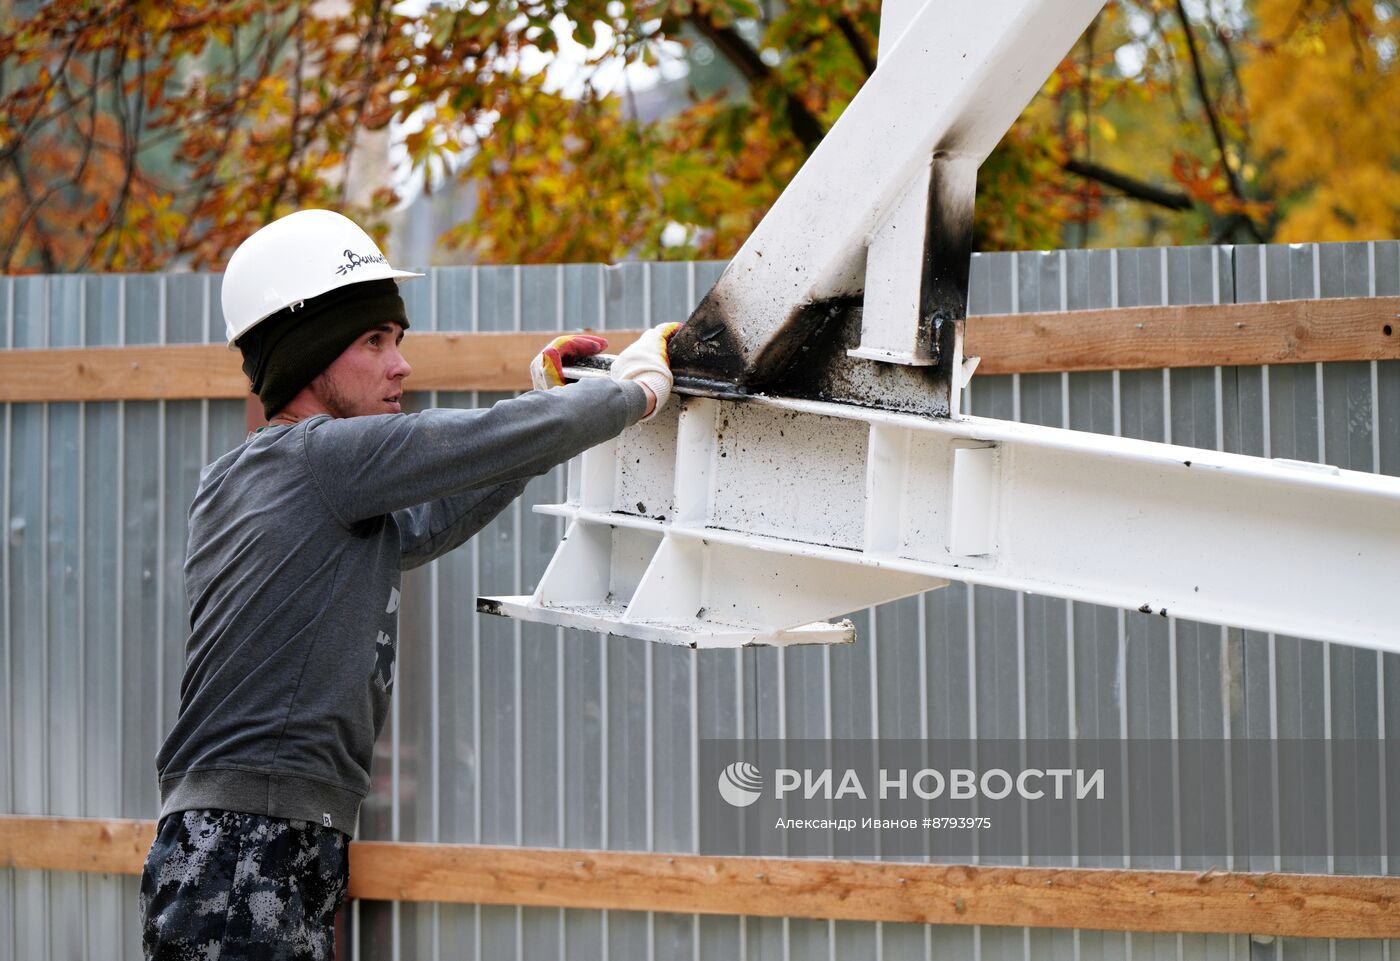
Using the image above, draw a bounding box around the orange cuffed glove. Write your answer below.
[529,333,609,390]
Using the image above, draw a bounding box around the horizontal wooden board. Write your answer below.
[346,842,1400,938]
[1,296,1398,402]
[3,816,1398,937]
[0,331,643,403]
[0,343,251,402]
[404,330,642,394]
[968,295,1400,375]
[1,815,155,875]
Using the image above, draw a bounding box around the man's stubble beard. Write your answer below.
[311,369,359,419]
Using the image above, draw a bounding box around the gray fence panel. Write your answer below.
[1,278,9,961]
[472,265,519,961]
[84,377,128,956]
[557,264,609,961]
[649,264,701,961]
[596,263,651,961]
[12,274,49,961]
[47,276,84,961]
[5,246,1400,960]
[965,263,1028,961]
[521,264,567,961]
[1248,246,1337,961]
[1378,241,1400,937]
[967,246,1245,961]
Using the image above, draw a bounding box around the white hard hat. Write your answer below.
[221,209,423,347]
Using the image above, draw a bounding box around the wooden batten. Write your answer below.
[968,295,1400,375]
[0,331,642,403]
[0,296,1397,402]
[2,815,1397,938]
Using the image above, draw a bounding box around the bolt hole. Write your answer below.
[1384,324,1394,336]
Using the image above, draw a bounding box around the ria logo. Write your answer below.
[717,761,763,807]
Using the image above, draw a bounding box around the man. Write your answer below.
[139,209,680,959]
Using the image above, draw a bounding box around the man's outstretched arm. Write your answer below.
[301,376,648,526]
[394,478,529,570]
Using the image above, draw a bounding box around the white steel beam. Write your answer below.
[671,0,1106,387]
[479,2,1400,652]
[481,374,1400,651]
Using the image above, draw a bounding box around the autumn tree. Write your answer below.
[0,0,413,271]
[0,0,1395,274]
[1243,0,1400,240]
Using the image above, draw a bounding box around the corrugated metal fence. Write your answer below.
[2,241,1398,960]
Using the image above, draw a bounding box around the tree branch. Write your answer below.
[835,15,876,77]
[685,12,825,152]
[0,33,82,165]
[229,12,299,216]
[1149,8,1191,124]
[265,1,308,220]
[1205,14,1244,100]
[79,36,138,269]
[4,155,57,272]
[1079,20,1096,244]
[2,45,109,271]
[1211,211,1256,244]
[1174,0,1263,241]
[1063,158,1194,211]
[173,21,263,257]
[103,48,145,270]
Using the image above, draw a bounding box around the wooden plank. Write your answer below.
[0,330,643,403]
[0,343,251,402]
[346,842,1400,938]
[3,816,1398,937]
[966,295,1400,375]
[1,296,1398,402]
[403,330,642,393]
[0,815,154,875]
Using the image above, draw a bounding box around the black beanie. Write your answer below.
[238,278,410,419]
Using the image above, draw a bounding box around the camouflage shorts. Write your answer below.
[140,809,349,961]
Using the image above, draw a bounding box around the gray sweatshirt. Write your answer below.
[156,378,648,833]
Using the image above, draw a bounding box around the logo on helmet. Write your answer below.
[335,248,390,276]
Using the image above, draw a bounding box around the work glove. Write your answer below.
[610,322,682,419]
[530,333,609,390]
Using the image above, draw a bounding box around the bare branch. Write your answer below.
[78,35,139,269]
[1203,11,1244,99]
[1173,0,1263,241]
[103,47,146,269]
[1079,20,1097,244]
[685,12,826,152]
[5,156,57,271]
[0,32,82,165]
[1,42,111,271]
[173,27,262,255]
[835,16,876,76]
[265,1,309,220]
[1063,157,1194,210]
[1343,3,1369,66]
[1147,7,1191,124]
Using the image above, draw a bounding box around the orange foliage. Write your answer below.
[0,0,1394,273]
